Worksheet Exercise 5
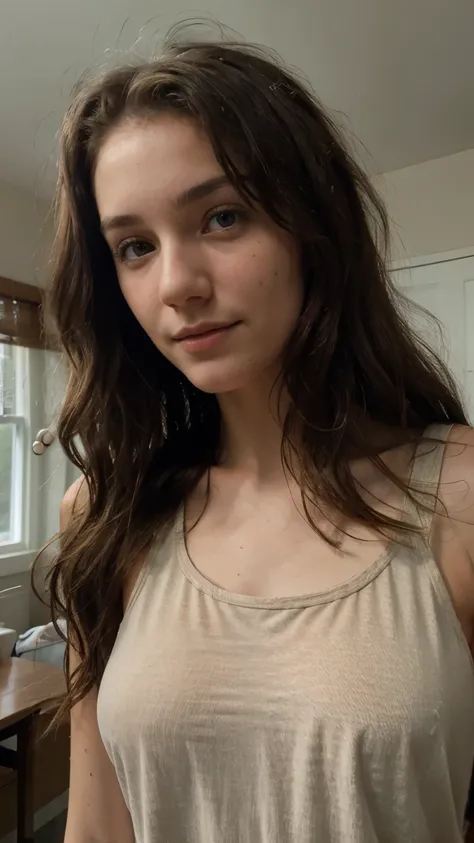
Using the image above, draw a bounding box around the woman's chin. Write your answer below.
[182,362,252,396]
[186,375,244,395]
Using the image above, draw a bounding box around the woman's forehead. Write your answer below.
[94,114,231,217]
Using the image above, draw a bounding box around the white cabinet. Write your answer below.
[392,256,474,422]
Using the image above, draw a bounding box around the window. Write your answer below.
[0,342,27,551]
[0,277,46,559]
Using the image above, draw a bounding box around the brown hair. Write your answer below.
[38,36,467,713]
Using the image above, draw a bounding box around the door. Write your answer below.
[392,256,474,422]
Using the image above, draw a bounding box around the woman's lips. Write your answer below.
[176,322,239,353]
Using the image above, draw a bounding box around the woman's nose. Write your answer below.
[158,242,212,308]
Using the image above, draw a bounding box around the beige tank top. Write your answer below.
[98,426,474,843]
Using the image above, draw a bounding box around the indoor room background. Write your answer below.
[0,0,473,841]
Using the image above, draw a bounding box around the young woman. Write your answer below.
[46,37,474,843]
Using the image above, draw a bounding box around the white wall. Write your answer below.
[374,148,474,261]
[0,178,52,285]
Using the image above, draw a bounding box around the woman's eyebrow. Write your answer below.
[174,175,230,208]
[101,213,145,235]
[100,176,233,235]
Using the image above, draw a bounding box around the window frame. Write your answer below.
[0,277,52,573]
[0,344,28,553]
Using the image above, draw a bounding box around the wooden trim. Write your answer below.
[0,277,42,305]
[0,277,51,349]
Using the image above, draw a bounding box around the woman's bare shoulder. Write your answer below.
[60,475,89,530]
[432,425,474,646]
[59,475,143,612]
[439,424,474,519]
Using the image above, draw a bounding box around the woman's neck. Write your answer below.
[216,378,416,489]
[217,379,290,482]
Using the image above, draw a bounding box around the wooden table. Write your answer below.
[0,658,66,843]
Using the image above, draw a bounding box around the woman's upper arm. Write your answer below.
[61,480,135,843]
[65,652,135,843]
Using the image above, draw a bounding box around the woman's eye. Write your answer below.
[115,239,154,262]
[206,209,240,232]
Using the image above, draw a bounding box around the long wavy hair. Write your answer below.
[39,36,467,713]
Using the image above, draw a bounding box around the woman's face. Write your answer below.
[94,113,303,395]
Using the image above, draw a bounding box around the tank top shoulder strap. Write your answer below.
[406,423,453,536]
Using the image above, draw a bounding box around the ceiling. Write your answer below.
[1,0,473,198]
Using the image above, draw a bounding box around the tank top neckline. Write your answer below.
[176,509,396,609]
[174,424,451,610]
